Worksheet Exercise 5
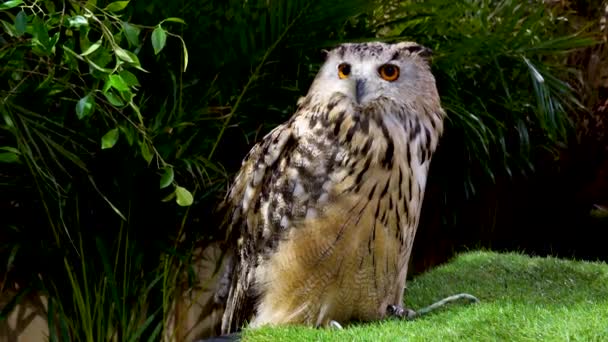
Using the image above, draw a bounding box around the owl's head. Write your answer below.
[308,41,439,108]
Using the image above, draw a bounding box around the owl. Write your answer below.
[217,41,445,334]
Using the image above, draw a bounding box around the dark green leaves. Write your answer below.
[122,22,141,47]
[374,0,598,222]
[0,146,20,163]
[119,70,139,87]
[14,10,26,36]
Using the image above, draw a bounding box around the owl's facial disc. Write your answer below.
[310,41,434,108]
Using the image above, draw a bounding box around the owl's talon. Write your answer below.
[328,320,343,329]
[386,304,417,320]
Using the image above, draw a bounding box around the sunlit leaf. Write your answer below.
[151,26,167,55]
[104,1,130,12]
[178,36,188,72]
[101,128,119,149]
[108,74,130,92]
[67,15,88,29]
[0,0,23,10]
[159,167,174,189]
[75,95,94,119]
[114,47,136,64]
[175,186,193,206]
[161,17,186,25]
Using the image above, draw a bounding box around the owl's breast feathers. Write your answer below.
[219,92,443,333]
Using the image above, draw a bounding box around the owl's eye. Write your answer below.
[338,63,351,79]
[378,64,400,82]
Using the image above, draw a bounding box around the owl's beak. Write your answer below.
[355,79,366,104]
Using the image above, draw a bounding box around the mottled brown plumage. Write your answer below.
[218,41,445,334]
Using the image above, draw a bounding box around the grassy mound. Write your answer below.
[243,251,608,341]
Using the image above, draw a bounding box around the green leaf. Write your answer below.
[48,32,60,52]
[32,17,51,53]
[178,36,188,72]
[118,125,135,146]
[0,0,23,10]
[140,142,153,164]
[0,152,19,163]
[161,17,186,25]
[0,146,20,154]
[115,47,146,71]
[75,95,95,119]
[104,91,124,106]
[161,191,176,202]
[104,1,130,12]
[151,26,167,55]
[129,100,144,124]
[80,38,102,56]
[63,45,84,61]
[67,15,88,28]
[14,10,26,36]
[0,19,17,37]
[85,0,97,10]
[114,47,134,63]
[122,22,141,47]
[159,167,174,189]
[175,186,193,206]
[119,70,140,86]
[101,128,119,149]
[108,74,130,92]
[85,57,113,73]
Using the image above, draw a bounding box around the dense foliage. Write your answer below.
[0,0,600,340]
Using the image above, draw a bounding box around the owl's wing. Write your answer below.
[218,118,300,333]
[219,94,354,333]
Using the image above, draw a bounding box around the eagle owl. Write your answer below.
[218,41,445,334]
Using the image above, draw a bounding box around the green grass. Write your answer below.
[242,251,608,341]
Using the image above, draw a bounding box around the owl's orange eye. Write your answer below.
[338,63,351,79]
[378,64,400,82]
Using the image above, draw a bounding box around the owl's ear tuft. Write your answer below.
[397,42,433,63]
[320,49,330,61]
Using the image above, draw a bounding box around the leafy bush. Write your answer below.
[0,0,377,339]
[1,0,189,339]
[374,0,596,214]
